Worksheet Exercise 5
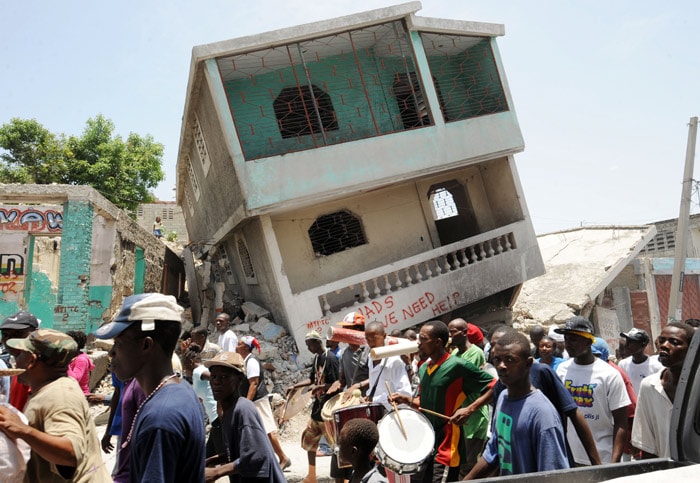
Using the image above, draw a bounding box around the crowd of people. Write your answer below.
[0,294,697,483]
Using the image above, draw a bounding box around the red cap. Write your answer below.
[467,323,484,345]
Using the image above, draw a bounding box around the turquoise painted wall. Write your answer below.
[224,48,418,160]
[134,247,145,294]
[88,285,112,333]
[424,38,507,121]
[27,270,57,329]
[53,200,93,331]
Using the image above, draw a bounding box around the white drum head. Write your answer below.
[377,408,434,464]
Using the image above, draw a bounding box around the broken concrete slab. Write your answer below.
[242,301,271,321]
[252,317,287,342]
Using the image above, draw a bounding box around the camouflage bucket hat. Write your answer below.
[7,329,78,366]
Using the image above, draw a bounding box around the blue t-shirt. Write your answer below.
[536,356,564,372]
[129,381,206,483]
[109,373,125,436]
[219,397,286,483]
[493,363,577,425]
[484,389,569,475]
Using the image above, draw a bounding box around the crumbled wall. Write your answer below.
[106,208,166,319]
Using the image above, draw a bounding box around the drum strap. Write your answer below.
[367,358,387,400]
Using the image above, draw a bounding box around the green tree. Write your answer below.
[0,115,165,212]
[0,118,68,183]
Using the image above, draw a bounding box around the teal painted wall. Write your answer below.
[88,285,112,333]
[134,247,145,294]
[424,37,507,121]
[224,47,418,159]
[53,200,93,331]
[27,270,57,329]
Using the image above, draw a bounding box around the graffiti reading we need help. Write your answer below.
[0,207,63,232]
[355,291,461,326]
[304,291,463,331]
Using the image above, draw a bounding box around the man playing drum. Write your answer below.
[390,320,495,483]
[288,329,340,483]
[327,312,370,483]
[364,321,412,410]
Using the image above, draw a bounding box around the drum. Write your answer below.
[376,406,434,475]
[321,393,345,447]
[334,403,385,467]
[281,386,312,422]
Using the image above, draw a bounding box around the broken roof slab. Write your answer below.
[514,226,656,325]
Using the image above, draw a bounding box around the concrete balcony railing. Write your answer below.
[291,221,538,327]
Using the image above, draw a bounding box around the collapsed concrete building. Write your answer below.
[176,2,544,350]
[0,184,185,332]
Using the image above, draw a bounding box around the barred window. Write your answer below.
[236,236,257,283]
[431,188,458,220]
[393,72,430,129]
[193,115,211,175]
[309,210,367,256]
[273,85,338,139]
[186,155,201,200]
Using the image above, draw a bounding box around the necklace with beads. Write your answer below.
[121,374,179,449]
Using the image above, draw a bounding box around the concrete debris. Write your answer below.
[252,317,287,342]
[242,301,271,321]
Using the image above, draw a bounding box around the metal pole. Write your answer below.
[668,117,698,322]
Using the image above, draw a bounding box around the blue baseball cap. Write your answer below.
[94,293,183,339]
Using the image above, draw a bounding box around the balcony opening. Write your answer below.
[309,210,367,257]
[428,180,479,246]
[273,85,338,139]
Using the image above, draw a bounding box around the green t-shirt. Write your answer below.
[419,353,494,467]
[452,345,489,439]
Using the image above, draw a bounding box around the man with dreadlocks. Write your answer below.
[236,336,291,471]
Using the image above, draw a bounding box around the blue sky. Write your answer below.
[2,1,699,234]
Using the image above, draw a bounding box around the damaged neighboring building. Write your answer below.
[176,2,544,350]
[513,226,657,354]
[0,184,186,332]
[628,213,700,342]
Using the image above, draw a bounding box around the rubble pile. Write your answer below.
[213,301,305,396]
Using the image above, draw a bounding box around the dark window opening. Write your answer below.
[273,85,338,139]
[309,210,367,256]
[393,72,431,129]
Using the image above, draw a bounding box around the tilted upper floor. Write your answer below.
[176,2,525,245]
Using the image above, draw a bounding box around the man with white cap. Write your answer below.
[94,293,205,482]
[289,328,339,483]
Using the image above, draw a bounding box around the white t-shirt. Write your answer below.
[618,356,664,396]
[0,403,30,483]
[244,353,261,379]
[192,365,217,423]
[556,358,631,464]
[368,355,412,411]
[631,371,672,458]
[217,329,238,352]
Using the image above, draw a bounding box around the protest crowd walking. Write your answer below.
[0,290,695,483]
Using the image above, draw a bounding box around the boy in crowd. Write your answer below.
[466,331,569,478]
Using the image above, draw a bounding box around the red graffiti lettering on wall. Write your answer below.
[355,291,462,327]
[0,281,18,294]
[306,318,330,330]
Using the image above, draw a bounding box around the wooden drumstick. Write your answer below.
[419,407,451,420]
[385,381,408,439]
